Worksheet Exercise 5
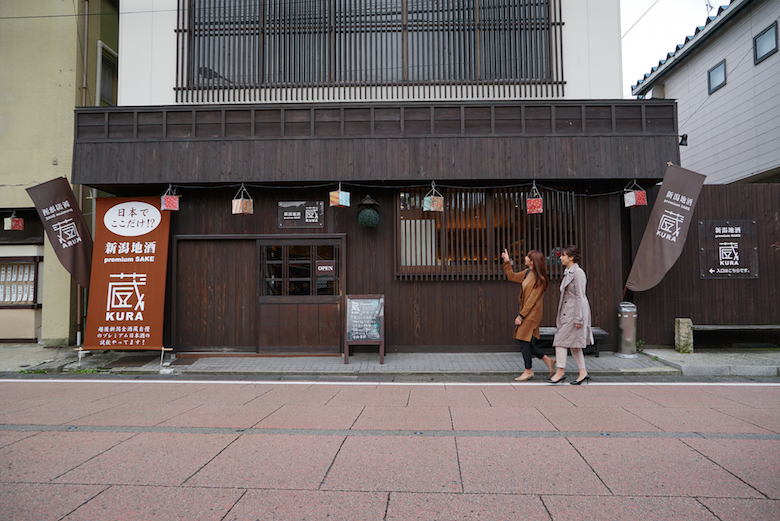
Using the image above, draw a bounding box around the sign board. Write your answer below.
[344,294,385,364]
[84,197,171,350]
[699,220,758,278]
[278,201,325,228]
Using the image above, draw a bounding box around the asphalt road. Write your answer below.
[1,378,779,520]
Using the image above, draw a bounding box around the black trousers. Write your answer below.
[517,339,546,370]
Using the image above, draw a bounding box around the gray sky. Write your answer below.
[621,0,719,97]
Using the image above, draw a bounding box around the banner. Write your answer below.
[26,177,93,288]
[625,165,706,292]
[84,197,170,350]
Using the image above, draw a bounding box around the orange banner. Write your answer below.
[84,197,171,350]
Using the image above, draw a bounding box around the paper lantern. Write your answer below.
[161,185,180,211]
[624,181,648,208]
[526,183,543,214]
[4,217,24,230]
[232,184,254,215]
[329,183,351,207]
[423,182,444,212]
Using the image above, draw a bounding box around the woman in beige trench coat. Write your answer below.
[548,245,594,385]
[501,249,556,382]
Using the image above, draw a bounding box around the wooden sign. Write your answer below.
[344,294,384,364]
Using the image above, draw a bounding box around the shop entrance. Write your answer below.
[172,234,345,354]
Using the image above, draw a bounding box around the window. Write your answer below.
[396,186,583,280]
[177,0,564,101]
[754,22,778,65]
[707,60,726,95]
[261,244,340,296]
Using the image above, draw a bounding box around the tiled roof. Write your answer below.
[631,0,745,95]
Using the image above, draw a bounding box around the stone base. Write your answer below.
[675,318,693,353]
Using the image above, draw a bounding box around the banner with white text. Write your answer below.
[84,197,170,350]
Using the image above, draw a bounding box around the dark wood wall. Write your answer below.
[629,184,780,345]
[167,185,630,352]
[72,101,680,188]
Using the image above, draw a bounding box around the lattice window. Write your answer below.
[176,0,564,102]
[396,186,582,280]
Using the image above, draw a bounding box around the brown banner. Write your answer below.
[26,177,93,288]
[625,165,706,292]
[84,197,171,350]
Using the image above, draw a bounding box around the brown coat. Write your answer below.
[504,260,544,342]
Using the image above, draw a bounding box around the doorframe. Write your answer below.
[170,233,347,352]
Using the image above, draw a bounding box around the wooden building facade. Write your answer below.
[72,99,686,355]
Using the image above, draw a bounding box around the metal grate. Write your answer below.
[395,185,583,280]
[176,0,565,103]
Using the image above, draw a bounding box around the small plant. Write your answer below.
[19,369,46,374]
[636,339,645,353]
[69,368,106,374]
[651,356,659,361]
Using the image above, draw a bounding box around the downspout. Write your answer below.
[77,0,89,346]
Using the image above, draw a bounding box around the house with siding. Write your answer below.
[71,0,692,354]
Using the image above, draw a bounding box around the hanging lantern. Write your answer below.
[232,183,254,215]
[160,184,180,211]
[3,213,24,231]
[526,182,543,214]
[624,180,648,208]
[329,183,351,207]
[357,195,380,227]
[422,181,444,212]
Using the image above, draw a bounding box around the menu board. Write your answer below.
[346,295,384,341]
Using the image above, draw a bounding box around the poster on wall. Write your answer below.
[83,197,171,350]
[698,220,758,278]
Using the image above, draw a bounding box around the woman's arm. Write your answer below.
[519,281,543,320]
[571,269,586,325]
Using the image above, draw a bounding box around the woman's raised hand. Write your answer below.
[501,249,509,262]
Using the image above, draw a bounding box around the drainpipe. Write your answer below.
[77,0,89,346]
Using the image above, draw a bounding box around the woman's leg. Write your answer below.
[518,340,533,370]
[530,342,555,376]
[549,347,568,381]
[570,348,588,379]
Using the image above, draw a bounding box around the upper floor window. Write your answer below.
[176,0,564,102]
[707,60,726,95]
[754,22,778,65]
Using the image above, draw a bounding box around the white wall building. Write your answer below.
[632,0,780,184]
[119,0,624,106]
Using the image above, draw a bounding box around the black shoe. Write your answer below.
[547,375,567,384]
[571,375,590,385]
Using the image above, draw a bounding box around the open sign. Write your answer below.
[316,261,336,273]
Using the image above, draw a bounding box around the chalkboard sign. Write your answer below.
[344,294,385,364]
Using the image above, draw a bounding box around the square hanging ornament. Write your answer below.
[422,181,444,212]
[232,183,254,215]
[160,185,180,211]
[3,213,23,231]
[526,182,543,214]
[329,183,351,207]
[623,180,647,208]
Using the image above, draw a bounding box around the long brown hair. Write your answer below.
[526,250,549,292]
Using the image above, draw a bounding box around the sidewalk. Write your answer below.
[2,342,779,378]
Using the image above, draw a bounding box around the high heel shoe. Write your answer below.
[547,374,567,384]
[570,375,590,385]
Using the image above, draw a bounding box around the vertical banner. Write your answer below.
[84,197,171,350]
[625,165,706,292]
[26,177,93,288]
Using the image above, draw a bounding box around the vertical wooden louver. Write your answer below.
[395,185,583,281]
[176,0,565,102]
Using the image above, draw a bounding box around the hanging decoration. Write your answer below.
[231,183,254,215]
[329,183,351,207]
[422,181,444,212]
[160,184,180,211]
[526,181,543,214]
[623,180,648,208]
[3,212,24,231]
[357,195,380,228]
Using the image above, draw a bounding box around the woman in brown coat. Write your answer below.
[548,245,594,385]
[502,249,555,381]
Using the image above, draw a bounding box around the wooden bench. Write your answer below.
[537,327,609,357]
[676,319,780,352]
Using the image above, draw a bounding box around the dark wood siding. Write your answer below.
[73,101,679,188]
[630,184,780,345]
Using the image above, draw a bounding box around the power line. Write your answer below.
[622,0,661,39]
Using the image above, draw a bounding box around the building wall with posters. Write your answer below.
[0,1,118,345]
[632,0,780,184]
[73,0,689,354]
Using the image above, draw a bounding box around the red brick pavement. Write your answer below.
[0,380,779,520]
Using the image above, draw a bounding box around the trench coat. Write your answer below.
[504,260,544,342]
[552,263,594,348]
